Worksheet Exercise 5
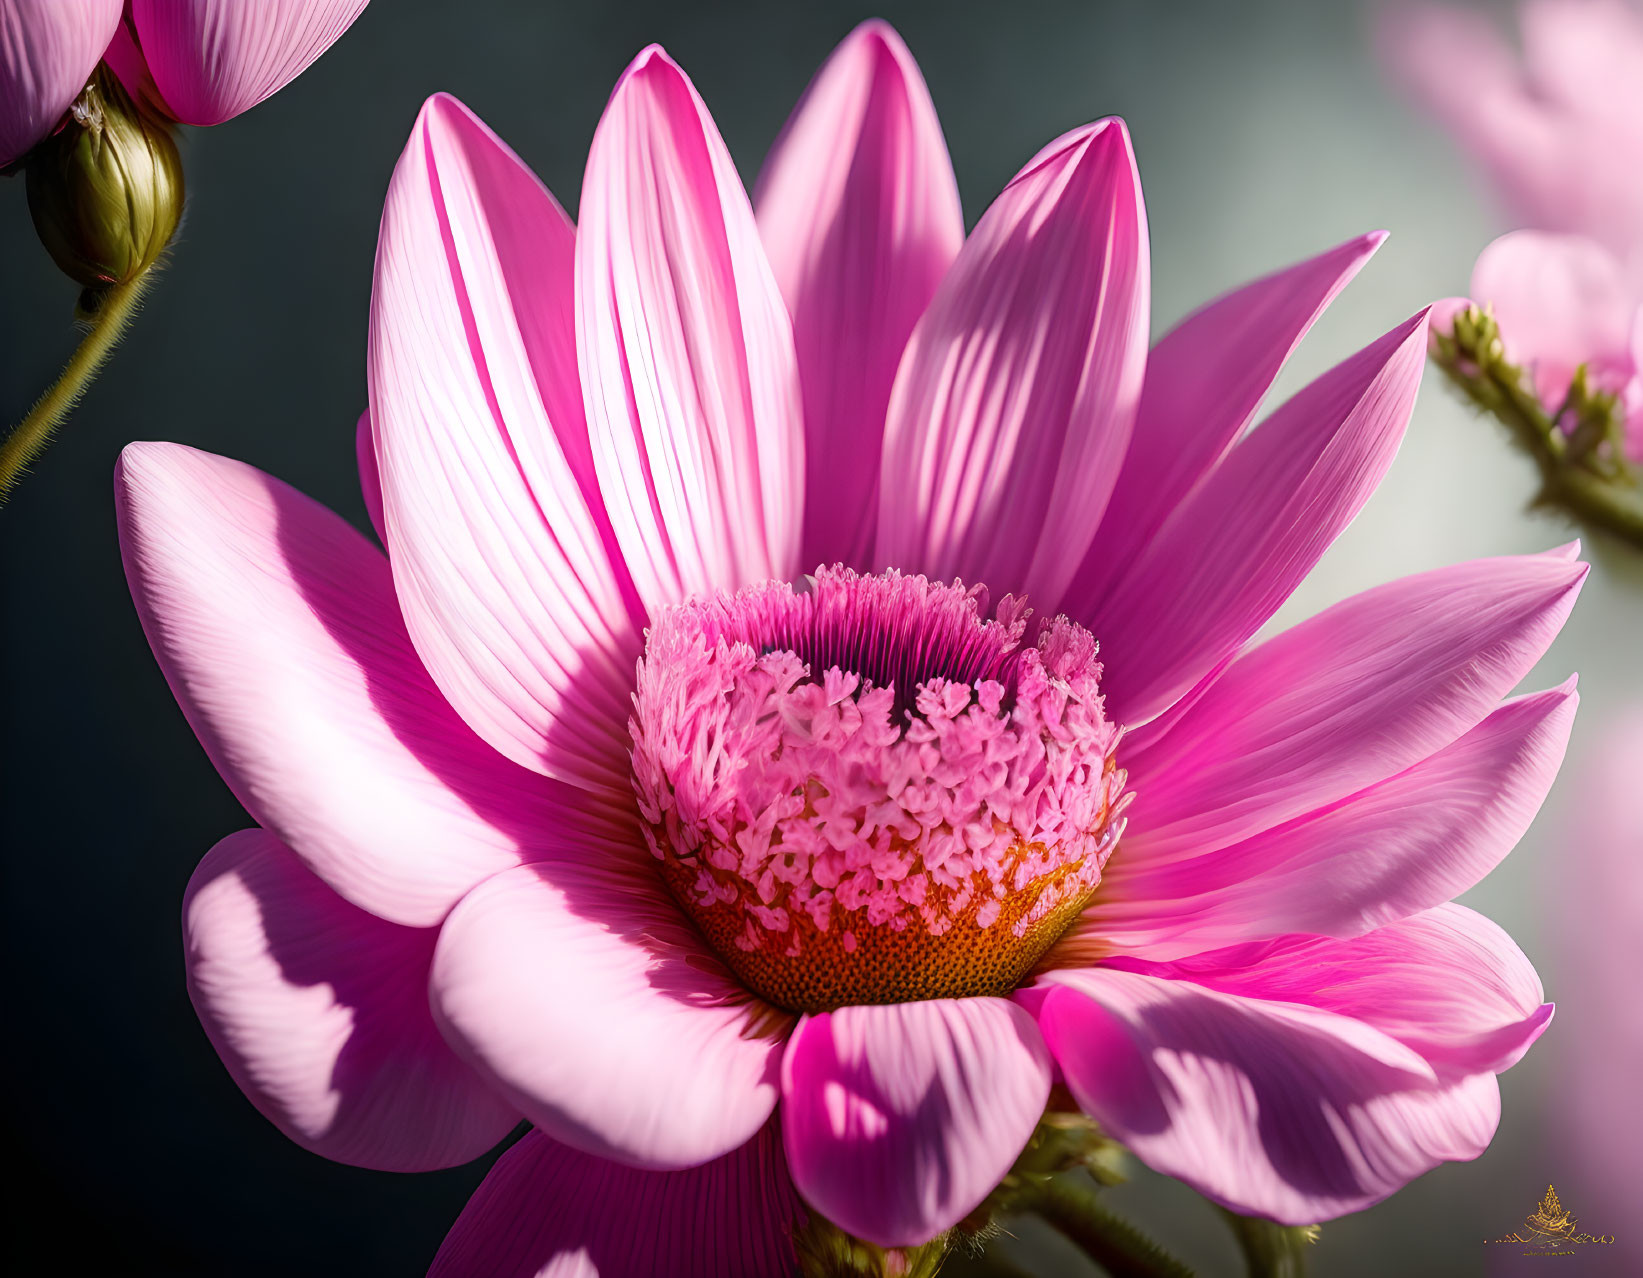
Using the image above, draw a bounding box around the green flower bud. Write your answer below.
[25,64,184,288]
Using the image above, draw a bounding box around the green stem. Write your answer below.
[1431,309,1643,547]
[0,272,150,503]
[1021,1176,1197,1278]
[1214,1209,1317,1278]
[966,1246,1040,1278]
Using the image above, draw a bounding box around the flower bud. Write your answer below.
[25,65,184,288]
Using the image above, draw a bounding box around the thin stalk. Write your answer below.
[1431,306,1643,547]
[1020,1176,1197,1278]
[0,272,150,502]
[1214,1208,1318,1278]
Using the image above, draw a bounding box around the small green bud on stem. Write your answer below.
[25,63,184,289]
[1430,305,1643,548]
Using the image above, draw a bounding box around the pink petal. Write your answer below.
[781,998,1051,1247]
[1087,309,1430,726]
[116,441,623,928]
[1029,966,1501,1224]
[1380,4,1643,277]
[876,119,1149,611]
[431,860,783,1171]
[1091,684,1577,958]
[354,407,385,545]
[577,46,804,610]
[1470,230,1639,405]
[754,19,963,571]
[0,0,123,167]
[1067,232,1386,613]
[1122,550,1585,864]
[127,0,368,126]
[1119,904,1552,1082]
[371,93,642,797]
[1379,8,1566,227]
[428,1123,805,1278]
[185,829,517,1171]
[1519,0,1643,138]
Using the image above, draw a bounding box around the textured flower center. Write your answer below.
[629,568,1127,1013]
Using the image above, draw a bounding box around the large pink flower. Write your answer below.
[119,22,1579,1271]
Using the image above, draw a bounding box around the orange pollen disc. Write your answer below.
[628,568,1129,1014]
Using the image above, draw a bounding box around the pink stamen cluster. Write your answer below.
[629,568,1127,1009]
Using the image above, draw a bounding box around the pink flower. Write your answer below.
[0,0,123,166]
[1446,232,1643,461]
[1383,0,1643,285]
[103,0,370,127]
[1386,2,1643,462]
[119,22,1578,1271]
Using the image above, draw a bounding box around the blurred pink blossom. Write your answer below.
[1385,0,1643,281]
[1386,1,1643,459]
[1448,231,1643,460]
[118,20,1581,1271]
[1557,706,1643,1269]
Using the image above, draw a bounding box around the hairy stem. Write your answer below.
[1431,306,1643,547]
[1021,1176,1197,1278]
[1215,1208,1318,1278]
[0,272,150,503]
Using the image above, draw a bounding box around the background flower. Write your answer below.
[1384,1,1643,523]
[1553,704,1643,1273]
[1382,0,1643,286]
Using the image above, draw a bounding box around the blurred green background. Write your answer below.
[2,0,1635,1273]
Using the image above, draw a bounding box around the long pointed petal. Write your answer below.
[127,0,368,125]
[116,442,621,928]
[1029,966,1500,1225]
[781,998,1051,1247]
[354,408,385,545]
[370,93,641,796]
[1087,309,1430,726]
[755,19,963,571]
[1086,685,1576,958]
[876,119,1149,609]
[428,1123,804,1278]
[1123,550,1585,861]
[577,46,804,609]
[1115,904,1552,1082]
[185,829,518,1171]
[1068,232,1386,612]
[431,859,784,1171]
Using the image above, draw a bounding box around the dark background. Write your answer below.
[3,1,1634,1274]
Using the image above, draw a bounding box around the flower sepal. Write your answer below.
[1214,1209,1321,1278]
[793,1212,951,1278]
[24,63,183,292]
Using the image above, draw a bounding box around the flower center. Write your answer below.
[629,568,1126,1013]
